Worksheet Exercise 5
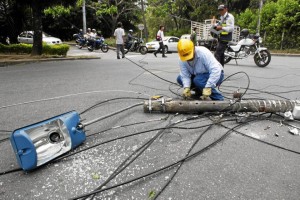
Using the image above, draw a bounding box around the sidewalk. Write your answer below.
[0,45,101,67]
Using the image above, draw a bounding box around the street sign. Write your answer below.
[138,24,144,30]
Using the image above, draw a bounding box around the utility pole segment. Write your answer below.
[144,98,299,114]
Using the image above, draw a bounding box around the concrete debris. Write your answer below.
[288,127,299,135]
[284,111,294,121]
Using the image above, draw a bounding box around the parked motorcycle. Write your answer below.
[87,37,109,53]
[224,29,271,67]
[124,37,148,55]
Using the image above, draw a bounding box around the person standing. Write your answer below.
[190,27,198,46]
[214,4,234,67]
[154,25,167,58]
[114,22,125,59]
[176,39,224,101]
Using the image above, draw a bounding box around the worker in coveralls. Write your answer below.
[176,39,224,101]
[214,4,235,67]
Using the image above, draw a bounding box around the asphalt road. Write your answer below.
[0,48,300,200]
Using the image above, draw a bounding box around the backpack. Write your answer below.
[156,35,161,41]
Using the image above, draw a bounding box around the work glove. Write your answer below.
[182,87,192,99]
[200,88,212,100]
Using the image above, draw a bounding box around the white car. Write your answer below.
[180,34,191,40]
[146,36,179,54]
[17,31,62,45]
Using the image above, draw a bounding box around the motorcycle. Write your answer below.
[124,37,148,55]
[223,29,271,67]
[87,37,109,53]
[73,33,87,49]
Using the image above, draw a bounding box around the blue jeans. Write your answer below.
[177,72,224,100]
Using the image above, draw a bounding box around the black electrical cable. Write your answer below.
[153,124,213,200]
[70,117,256,200]
[218,71,250,99]
[153,114,266,199]
[124,56,179,86]
[85,115,201,200]
[0,116,217,176]
[81,102,143,127]
[86,116,169,138]
[0,137,9,143]
[80,97,147,115]
[0,168,22,176]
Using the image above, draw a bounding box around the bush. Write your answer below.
[43,44,69,56]
[0,43,69,56]
[0,43,32,54]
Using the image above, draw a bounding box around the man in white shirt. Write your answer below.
[114,22,125,59]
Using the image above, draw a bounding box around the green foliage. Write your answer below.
[236,8,258,33]
[236,0,300,49]
[95,4,118,16]
[42,44,70,56]
[0,43,32,54]
[166,28,190,38]
[0,43,69,56]
[44,5,71,18]
[261,0,300,49]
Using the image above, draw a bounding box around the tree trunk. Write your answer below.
[31,0,43,56]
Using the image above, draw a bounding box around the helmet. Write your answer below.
[92,29,96,32]
[240,29,249,37]
[129,29,133,32]
[177,39,194,61]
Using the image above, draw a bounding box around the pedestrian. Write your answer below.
[114,22,125,59]
[214,4,234,67]
[154,25,167,58]
[176,39,224,101]
[190,27,197,46]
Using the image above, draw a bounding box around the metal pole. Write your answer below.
[82,0,87,34]
[257,0,263,34]
[144,98,299,114]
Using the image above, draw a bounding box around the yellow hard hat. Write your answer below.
[177,39,194,61]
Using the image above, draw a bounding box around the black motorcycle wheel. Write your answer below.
[139,46,148,55]
[87,46,94,52]
[101,45,109,53]
[254,50,271,67]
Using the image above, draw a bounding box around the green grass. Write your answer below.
[270,49,300,54]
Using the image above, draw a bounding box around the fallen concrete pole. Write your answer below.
[144,98,300,114]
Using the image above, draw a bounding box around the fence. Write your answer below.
[191,20,240,43]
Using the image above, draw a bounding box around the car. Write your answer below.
[17,31,62,45]
[180,34,191,40]
[146,36,179,54]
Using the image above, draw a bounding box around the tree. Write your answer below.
[92,0,140,36]
[15,0,77,56]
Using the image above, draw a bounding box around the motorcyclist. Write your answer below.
[90,29,98,49]
[126,29,135,50]
[85,28,92,39]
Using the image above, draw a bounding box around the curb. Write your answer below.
[271,53,300,57]
[0,56,101,67]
